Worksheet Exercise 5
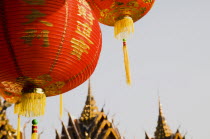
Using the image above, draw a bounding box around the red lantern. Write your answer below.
[0,0,102,117]
[86,0,155,84]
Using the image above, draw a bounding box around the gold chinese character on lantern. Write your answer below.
[76,21,93,44]
[77,0,90,10]
[78,4,87,17]
[77,4,95,25]
[143,0,153,3]
[86,12,94,25]
[20,29,50,47]
[23,9,53,27]
[70,38,90,59]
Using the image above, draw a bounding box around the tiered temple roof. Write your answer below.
[0,98,17,139]
[56,81,122,139]
[145,99,185,139]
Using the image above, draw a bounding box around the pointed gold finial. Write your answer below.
[80,80,99,125]
[88,79,92,96]
[155,97,172,139]
[158,96,163,117]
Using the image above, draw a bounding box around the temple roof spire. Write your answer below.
[154,97,172,139]
[80,80,99,125]
[158,97,163,117]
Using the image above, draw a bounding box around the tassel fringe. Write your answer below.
[14,103,21,114]
[123,39,131,85]
[15,93,46,117]
[114,16,134,40]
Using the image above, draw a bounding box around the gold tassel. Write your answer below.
[31,119,38,139]
[16,88,46,117]
[114,16,134,40]
[60,94,63,118]
[123,39,131,85]
[14,102,21,114]
[31,133,38,139]
[17,115,21,139]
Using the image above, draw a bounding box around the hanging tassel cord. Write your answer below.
[123,39,131,85]
[17,115,21,139]
[60,94,63,118]
[31,119,38,139]
[14,102,21,114]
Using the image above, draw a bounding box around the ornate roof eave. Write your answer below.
[55,129,61,139]
[61,121,71,139]
[174,129,183,139]
[102,128,121,139]
[94,111,107,124]
[88,112,107,134]
[145,132,150,139]
[67,112,81,139]
[92,120,119,139]
[74,119,85,138]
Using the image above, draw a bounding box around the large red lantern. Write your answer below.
[0,0,102,117]
[86,0,155,84]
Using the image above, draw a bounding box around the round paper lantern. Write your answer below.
[0,0,102,117]
[86,0,155,84]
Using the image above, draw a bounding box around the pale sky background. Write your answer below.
[6,0,210,138]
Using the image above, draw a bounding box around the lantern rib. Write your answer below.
[0,0,23,76]
[49,0,69,73]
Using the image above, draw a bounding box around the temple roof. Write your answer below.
[146,98,185,139]
[79,80,99,125]
[56,81,121,139]
[0,98,17,139]
[154,98,172,139]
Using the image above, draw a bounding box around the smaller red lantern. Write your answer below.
[87,0,155,84]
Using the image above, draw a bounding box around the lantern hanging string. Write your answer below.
[60,94,63,118]
[17,115,21,139]
[122,39,131,85]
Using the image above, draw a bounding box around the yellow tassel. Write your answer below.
[114,16,134,40]
[17,115,21,139]
[31,133,38,139]
[60,94,63,118]
[16,88,46,117]
[123,39,131,85]
[14,102,21,114]
[20,92,46,117]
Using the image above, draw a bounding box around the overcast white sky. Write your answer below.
[7,0,210,138]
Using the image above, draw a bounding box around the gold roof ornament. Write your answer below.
[80,80,99,125]
[174,129,184,139]
[56,81,122,138]
[154,98,172,139]
[0,98,17,139]
[146,97,186,139]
